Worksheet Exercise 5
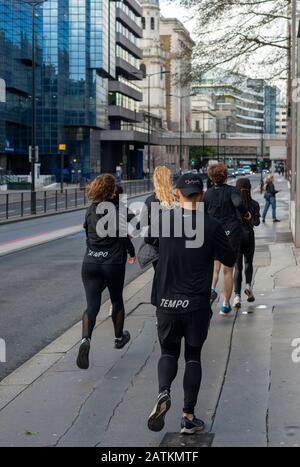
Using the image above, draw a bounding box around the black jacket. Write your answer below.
[265,181,278,197]
[204,184,248,236]
[241,199,261,232]
[150,209,235,314]
[83,202,135,264]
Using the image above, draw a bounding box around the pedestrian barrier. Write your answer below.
[0,179,153,221]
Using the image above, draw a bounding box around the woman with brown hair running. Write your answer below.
[233,178,261,309]
[76,174,135,370]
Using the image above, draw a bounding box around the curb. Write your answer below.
[0,225,83,257]
[0,268,154,412]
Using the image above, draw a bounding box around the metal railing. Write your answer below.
[0,179,153,222]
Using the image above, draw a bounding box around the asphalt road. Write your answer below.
[0,195,149,382]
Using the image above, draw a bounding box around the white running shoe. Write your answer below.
[233,295,241,309]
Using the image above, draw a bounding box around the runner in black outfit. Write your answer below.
[147,173,235,434]
[204,163,251,316]
[76,174,135,370]
[140,166,176,269]
[233,178,261,308]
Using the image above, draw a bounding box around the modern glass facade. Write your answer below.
[0,0,116,178]
[102,0,144,177]
[264,85,277,134]
[0,0,42,173]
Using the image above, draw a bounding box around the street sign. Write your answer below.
[58,144,66,151]
[29,146,39,162]
[35,146,39,163]
[0,78,5,103]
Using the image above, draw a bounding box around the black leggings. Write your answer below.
[158,340,204,415]
[81,262,126,339]
[234,229,255,295]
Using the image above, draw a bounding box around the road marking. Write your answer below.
[0,225,83,256]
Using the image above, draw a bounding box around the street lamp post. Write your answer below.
[18,0,46,214]
[168,92,195,170]
[145,71,169,179]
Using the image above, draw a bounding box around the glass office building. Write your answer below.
[0,0,117,178]
[0,0,42,173]
[264,85,277,134]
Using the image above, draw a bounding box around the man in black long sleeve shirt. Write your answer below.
[147,173,235,435]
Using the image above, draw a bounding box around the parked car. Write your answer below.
[228,168,236,178]
[235,167,246,176]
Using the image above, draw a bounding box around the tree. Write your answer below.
[175,0,291,83]
[190,146,217,168]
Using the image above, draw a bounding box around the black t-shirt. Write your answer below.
[150,208,235,314]
[83,202,134,265]
[204,184,248,237]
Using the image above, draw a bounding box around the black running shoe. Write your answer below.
[148,390,171,432]
[273,219,281,223]
[210,289,218,306]
[180,416,205,435]
[114,330,131,349]
[76,338,90,370]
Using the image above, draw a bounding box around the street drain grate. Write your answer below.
[160,433,214,448]
[276,232,293,243]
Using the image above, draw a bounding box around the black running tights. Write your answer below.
[234,229,255,295]
[158,341,204,415]
[81,262,126,339]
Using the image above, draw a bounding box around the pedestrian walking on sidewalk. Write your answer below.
[147,173,235,435]
[233,178,261,309]
[139,166,176,270]
[76,174,135,370]
[262,174,280,223]
[203,163,252,316]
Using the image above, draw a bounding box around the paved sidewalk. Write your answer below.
[0,176,299,447]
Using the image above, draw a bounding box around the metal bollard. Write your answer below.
[21,192,24,217]
[6,193,9,219]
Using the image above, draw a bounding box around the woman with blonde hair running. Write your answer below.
[140,166,176,269]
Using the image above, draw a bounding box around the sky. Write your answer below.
[160,0,196,37]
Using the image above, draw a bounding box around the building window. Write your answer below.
[195,120,200,131]
[151,17,155,30]
[142,17,146,29]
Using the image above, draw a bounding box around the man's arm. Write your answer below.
[125,237,135,257]
[213,224,236,268]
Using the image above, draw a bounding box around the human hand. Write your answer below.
[128,256,136,265]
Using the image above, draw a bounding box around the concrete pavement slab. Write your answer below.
[268,305,300,447]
